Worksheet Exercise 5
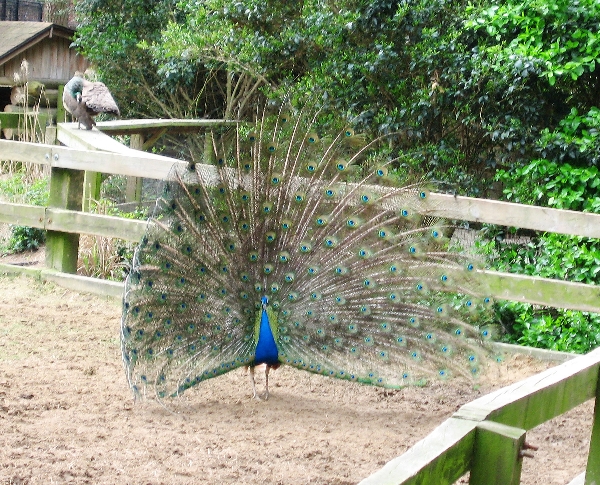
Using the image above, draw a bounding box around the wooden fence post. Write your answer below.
[469,421,526,485]
[56,85,66,124]
[585,373,600,484]
[82,170,102,212]
[125,134,144,209]
[45,165,84,273]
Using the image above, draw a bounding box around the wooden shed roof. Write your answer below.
[0,22,75,66]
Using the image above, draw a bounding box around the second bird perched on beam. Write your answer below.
[62,75,120,130]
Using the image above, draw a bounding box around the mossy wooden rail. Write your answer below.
[1,121,600,484]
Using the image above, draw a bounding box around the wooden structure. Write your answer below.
[0,21,89,138]
[0,22,87,86]
[0,0,43,22]
[0,121,600,484]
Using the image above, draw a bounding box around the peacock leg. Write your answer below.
[248,366,260,399]
[264,365,270,401]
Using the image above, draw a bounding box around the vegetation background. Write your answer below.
[5,0,600,353]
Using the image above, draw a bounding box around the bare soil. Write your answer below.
[0,274,593,485]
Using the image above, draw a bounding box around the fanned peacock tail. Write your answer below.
[121,103,498,401]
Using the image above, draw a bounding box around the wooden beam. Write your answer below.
[57,123,145,153]
[0,201,146,241]
[358,417,477,485]
[45,167,84,273]
[125,134,145,208]
[456,346,600,429]
[2,203,600,311]
[41,270,124,299]
[0,263,124,298]
[142,128,167,150]
[0,138,187,179]
[425,193,600,238]
[478,270,600,314]
[94,118,238,136]
[7,134,600,239]
[0,203,45,227]
[585,372,600,485]
[56,84,66,125]
[0,139,51,164]
[363,350,600,485]
[45,208,147,241]
[82,171,102,212]
[469,422,526,485]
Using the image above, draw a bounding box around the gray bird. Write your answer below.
[63,76,120,130]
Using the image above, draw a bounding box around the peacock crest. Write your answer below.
[121,103,498,402]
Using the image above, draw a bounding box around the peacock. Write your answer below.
[62,75,120,130]
[121,102,499,402]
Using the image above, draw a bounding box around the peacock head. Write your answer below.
[261,295,269,309]
[65,76,85,98]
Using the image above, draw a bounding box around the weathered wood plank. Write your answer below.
[46,208,147,241]
[5,137,600,239]
[469,422,526,485]
[425,193,600,238]
[45,167,84,273]
[3,203,600,310]
[0,139,51,164]
[125,134,144,207]
[95,118,238,135]
[0,202,148,241]
[82,171,102,212]
[480,270,600,314]
[491,342,576,363]
[0,263,43,278]
[0,203,45,227]
[57,123,139,153]
[0,135,203,179]
[41,270,124,299]
[0,263,124,298]
[51,140,184,179]
[358,417,476,485]
[585,373,600,485]
[455,347,600,429]
[363,350,599,485]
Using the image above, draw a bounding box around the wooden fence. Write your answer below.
[1,120,600,484]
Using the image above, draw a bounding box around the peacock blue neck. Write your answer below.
[254,297,279,365]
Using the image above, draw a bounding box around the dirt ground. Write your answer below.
[0,273,594,485]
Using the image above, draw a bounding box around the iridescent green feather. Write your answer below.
[121,102,499,401]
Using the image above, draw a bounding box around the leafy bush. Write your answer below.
[7,226,46,253]
[0,172,49,206]
[496,303,600,354]
[482,157,600,353]
[0,172,49,254]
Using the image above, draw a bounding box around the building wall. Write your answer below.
[0,35,89,82]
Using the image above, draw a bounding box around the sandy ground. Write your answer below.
[0,273,594,485]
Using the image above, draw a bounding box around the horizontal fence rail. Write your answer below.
[5,135,600,237]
